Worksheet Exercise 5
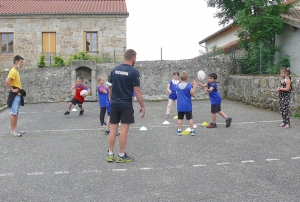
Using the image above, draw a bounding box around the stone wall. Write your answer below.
[226,75,300,112]
[0,58,234,105]
[0,14,127,71]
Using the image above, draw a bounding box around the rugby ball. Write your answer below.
[80,89,88,97]
[197,70,206,81]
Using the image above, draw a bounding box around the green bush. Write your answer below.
[37,54,46,68]
[66,52,113,66]
[266,55,290,74]
[53,56,65,67]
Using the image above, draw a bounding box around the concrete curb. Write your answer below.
[0,105,8,112]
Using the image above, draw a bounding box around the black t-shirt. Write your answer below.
[109,64,140,108]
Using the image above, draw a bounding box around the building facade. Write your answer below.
[0,0,128,71]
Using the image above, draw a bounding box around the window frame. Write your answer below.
[0,33,14,54]
[42,32,56,53]
[84,32,98,52]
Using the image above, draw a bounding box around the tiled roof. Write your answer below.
[281,8,300,23]
[0,0,128,15]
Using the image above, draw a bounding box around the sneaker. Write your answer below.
[284,124,290,129]
[14,129,25,134]
[11,130,22,137]
[105,153,114,162]
[64,111,70,115]
[101,123,107,127]
[104,130,110,135]
[116,131,120,136]
[165,114,169,119]
[278,123,285,127]
[190,130,195,136]
[176,130,182,136]
[116,153,134,163]
[225,118,232,128]
[79,110,84,115]
[207,123,217,128]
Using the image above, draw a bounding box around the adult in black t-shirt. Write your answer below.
[106,49,145,163]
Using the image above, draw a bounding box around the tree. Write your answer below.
[206,0,291,74]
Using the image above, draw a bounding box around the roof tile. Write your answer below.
[0,0,128,15]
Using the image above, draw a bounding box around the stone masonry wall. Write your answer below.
[0,58,233,105]
[0,14,127,71]
[226,75,300,112]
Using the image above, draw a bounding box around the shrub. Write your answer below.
[66,52,113,66]
[37,54,46,68]
[53,56,65,67]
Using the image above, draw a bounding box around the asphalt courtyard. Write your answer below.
[0,99,300,202]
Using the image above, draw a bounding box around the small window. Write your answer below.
[42,32,56,53]
[1,33,13,54]
[84,32,98,52]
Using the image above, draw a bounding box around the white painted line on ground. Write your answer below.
[241,160,255,163]
[83,170,102,173]
[291,157,300,160]
[19,112,26,114]
[217,162,231,165]
[0,173,14,177]
[30,112,38,113]
[266,158,280,161]
[54,171,69,174]
[193,164,206,167]
[27,172,44,176]
[140,167,152,170]
[112,169,127,172]
[57,111,63,112]
[44,111,51,113]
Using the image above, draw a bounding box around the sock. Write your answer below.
[225,117,228,120]
[177,129,182,131]
[191,129,194,131]
[119,153,125,157]
[212,122,216,124]
[108,151,114,155]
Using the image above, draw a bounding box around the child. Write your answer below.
[176,71,197,136]
[277,67,292,128]
[97,76,108,127]
[198,73,232,128]
[165,71,180,119]
[64,76,90,115]
[104,76,119,136]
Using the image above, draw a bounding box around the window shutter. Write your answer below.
[83,32,86,52]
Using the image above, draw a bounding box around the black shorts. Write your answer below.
[211,104,221,113]
[178,112,193,120]
[110,106,134,124]
[71,98,83,107]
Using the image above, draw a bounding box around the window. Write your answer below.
[1,33,13,54]
[42,32,56,53]
[84,32,97,52]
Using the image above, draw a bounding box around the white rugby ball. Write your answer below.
[197,70,206,81]
[80,89,88,97]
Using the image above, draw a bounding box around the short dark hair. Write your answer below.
[209,73,217,80]
[77,76,83,81]
[173,71,179,76]
[13,55,24,64]
[124,49,136,60]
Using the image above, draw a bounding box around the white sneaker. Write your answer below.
[11,131,22,137]
[17,129,25,134]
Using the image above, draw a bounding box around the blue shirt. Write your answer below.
[109,64,140,108]
[98,85,108,108]
[169,79,179,100]
[208,82,222,105]
[176,82,193,112]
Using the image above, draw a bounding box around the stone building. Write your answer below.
[0,0,128,71]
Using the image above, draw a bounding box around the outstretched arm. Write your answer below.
[67,85,76,93]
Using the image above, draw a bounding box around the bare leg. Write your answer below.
[106,117,110,131]
[68,102,72,112]
[119,124,130,153]
[108,123,118,152]
[10,114,18,131]
[188,119,194,129]
[218,111,227,119]
[177,119,183,130]
[212,113,217,122]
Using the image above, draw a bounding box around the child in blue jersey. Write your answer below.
[97,76,108,127]
[165,72,180,119]
[176,71,197,136]
[198,73,232,128]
